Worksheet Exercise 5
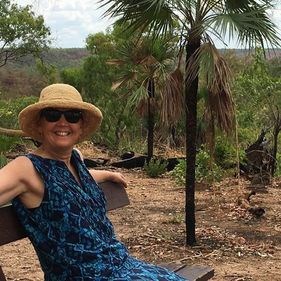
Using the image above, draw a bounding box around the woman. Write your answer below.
[0,84,187,280]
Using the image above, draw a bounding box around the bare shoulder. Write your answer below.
[0,156,37,205]
[2,156,35,179]
[5,156,33,170]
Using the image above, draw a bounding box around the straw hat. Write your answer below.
[18,83,103,142]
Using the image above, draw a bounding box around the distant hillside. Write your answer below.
[219,48,281,59]
[9,48,90,70]
[1,47,281,99]
[0,48,90,98]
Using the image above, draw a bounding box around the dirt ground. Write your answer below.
[1,155,281,280]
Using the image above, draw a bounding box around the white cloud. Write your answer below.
[14,0,281,48]
[15,0,114,48]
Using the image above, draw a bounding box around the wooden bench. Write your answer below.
[0,181,214,281]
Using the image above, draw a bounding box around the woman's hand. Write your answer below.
[89,170,127,188]
[109,172,127,188]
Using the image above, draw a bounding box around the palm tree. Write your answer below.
[108,36,183,160]
[99,0,280,245]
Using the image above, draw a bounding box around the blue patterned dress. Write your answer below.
[12,150,187,281]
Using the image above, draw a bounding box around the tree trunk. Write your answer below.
[147,78,155,161]
[271,125,279,176]
[185,39,200,246]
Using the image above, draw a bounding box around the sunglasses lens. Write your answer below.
[64,110,82,123]
[41,109,61,122]
[41,109,82,123]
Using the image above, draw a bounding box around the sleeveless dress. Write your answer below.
[12,150,187,281]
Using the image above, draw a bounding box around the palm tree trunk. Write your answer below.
[147,78,155,161]
[185,39,200,246]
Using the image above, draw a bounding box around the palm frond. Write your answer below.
[160,67,184,125]
[186,42,234,133]
[106,59,126,65]
[126,84,148,112]
[207,49,235,134]
[111,71,138,90]
[208,2,280,49]
[99,0,176,38]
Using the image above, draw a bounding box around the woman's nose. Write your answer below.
[56,114,68,124]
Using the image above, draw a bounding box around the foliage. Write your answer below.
[234,49,281,127]
[36,59,57,84]
[0,96,37,128]
[118,136,147,155]
[196,149,224,183]
[214,135,239,168]
[0,154,8,168]
[233,49,281,176]
[168,214,184,224]
[81,31,145,149]
[106,27,182,159]
[0,0,51,67]
[60,67,82,92]
[0,135,21,153]
[274,152,281,176]
[144,158,167,178]
[172,149,224,185]
[171,159,186,185]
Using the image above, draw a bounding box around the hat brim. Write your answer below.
[19,100,103,142]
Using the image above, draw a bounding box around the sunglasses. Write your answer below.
[41,108,83,123]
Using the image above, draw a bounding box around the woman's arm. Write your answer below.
[0,157,28,206]
[89,169,127,188]
[75,148,127,188]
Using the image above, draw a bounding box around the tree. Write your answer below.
[234,49,281,176]
[81,31,136,147]
[99,0,280,245]
[0,0,51,67]
[107,35,183,160]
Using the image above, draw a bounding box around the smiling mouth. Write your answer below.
[55,131,70,136]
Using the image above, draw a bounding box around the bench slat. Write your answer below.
[161,262,214,281]
[0,205,26,246]
[177,265,214,281]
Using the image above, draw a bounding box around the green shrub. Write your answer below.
[118,136,147,155]
[172,149,224,185]
[274,152,281,176]
[0,154,8,168]
[214,135,236,167]
[0,135,22,153]
[171,159,186,185]
[196,149,223,183]
[144,158,167,178]
[168,214,184,224]
[0,96,37,128]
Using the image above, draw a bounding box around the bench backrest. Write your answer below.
[0,182,129,281]
[0,181,129,245]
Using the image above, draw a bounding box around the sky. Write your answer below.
[16,0,115,48]
[16,0,281,49]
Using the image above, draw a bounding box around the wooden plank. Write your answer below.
[177,265,214,281]
[0,205,27,246]
[162,262,214,281]
[100,182,130,211]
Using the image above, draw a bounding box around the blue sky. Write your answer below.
[16,0,281,49]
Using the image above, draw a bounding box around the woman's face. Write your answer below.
[38,108,83,150]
